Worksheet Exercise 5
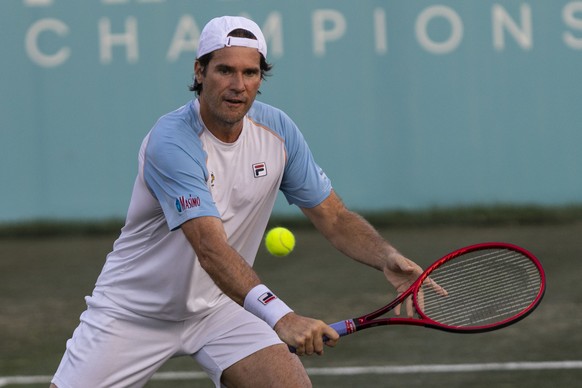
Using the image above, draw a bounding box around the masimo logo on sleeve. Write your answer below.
[175,194,201,213]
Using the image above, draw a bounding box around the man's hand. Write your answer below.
[382,252,424,317]
[273,312,339,356]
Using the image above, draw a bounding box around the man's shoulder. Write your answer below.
[248,99,280,115]
[154,100,202,136]
[146,101,204,155]
[247,100,295,131]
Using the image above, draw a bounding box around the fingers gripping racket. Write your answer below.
[329,242,545,337]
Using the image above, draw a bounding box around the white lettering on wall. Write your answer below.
[24,0,52,6]
[563,1,582,49]
[20,3,582,67]
[416,5,463,55]
[312,9,347,56]
[374,8,388,55]
[166,15,200,62]
[492,4,533,51]
[25,18,70,67]
[99,17,139,64]
[262,12,284,58]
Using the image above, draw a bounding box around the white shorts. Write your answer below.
[51,292,282,388]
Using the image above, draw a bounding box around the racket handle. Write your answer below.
[288,319,355,353]
[329,320,355,337]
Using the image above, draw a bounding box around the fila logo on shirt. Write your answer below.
[253,162,267,178]
[258,291,277,305]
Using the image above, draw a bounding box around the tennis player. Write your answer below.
[50,16,423,388]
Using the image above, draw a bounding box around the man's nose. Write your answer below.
[230,72,245,91]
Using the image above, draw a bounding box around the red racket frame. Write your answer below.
[338,242,546,335]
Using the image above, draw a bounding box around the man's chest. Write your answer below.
[201,128,287,211]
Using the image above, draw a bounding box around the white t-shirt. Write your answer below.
[94,99,332,321]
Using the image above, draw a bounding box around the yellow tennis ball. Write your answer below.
[265,227,295,257]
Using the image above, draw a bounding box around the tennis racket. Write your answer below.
[329,242,545,338]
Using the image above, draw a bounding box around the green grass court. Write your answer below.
[1,214,581,387]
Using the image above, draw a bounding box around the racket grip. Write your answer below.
[329,320,354,337]
[288,320,354,353]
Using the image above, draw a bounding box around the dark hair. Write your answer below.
[189,29,273,95]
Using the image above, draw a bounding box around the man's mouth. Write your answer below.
[224,98,245,105]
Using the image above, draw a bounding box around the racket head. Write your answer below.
[413,242,546,333]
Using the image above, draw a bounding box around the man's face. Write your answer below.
[195,46,263,140]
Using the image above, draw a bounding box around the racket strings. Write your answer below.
[419,249,542,328]
[426,253,538,299]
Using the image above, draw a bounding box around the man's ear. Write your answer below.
[194,61,204,83]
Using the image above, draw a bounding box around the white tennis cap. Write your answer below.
[197,16,267,59]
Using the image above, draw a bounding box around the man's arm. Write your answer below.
[301,190,423,315]
[181,216,259,304]
[181,216,339,355]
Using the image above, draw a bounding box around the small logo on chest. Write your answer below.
[252,162,267,178]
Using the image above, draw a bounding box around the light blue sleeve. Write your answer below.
[280,121,332,208]
[249,102,332,208]
[143,113,220,231]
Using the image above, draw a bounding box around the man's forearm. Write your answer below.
[181,217,261,305]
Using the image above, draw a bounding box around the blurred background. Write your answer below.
[2,2,582,386]
[2,0,581,225]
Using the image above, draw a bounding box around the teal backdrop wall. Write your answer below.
[2,0,581,222]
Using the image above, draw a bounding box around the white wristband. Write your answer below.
[243,284,293,328]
